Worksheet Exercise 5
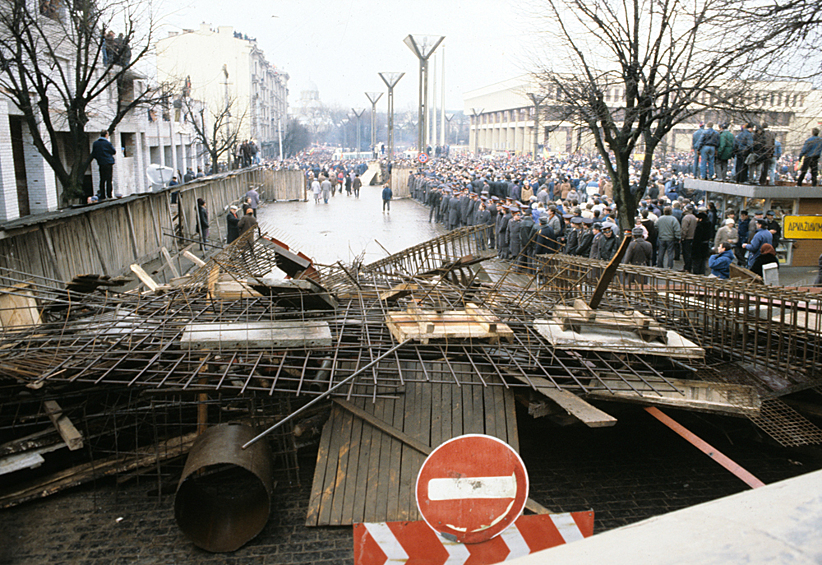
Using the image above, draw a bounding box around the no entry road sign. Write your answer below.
[415,434,529,544]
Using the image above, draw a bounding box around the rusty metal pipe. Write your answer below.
[174,423,272,552]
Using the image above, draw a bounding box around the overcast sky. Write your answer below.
[160,0,538,114]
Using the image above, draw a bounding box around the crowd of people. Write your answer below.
[407,151,788,280]
[305,161,369,203]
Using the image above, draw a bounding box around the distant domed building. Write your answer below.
[295,81,332,135]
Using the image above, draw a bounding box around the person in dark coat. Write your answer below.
[564,217,580,255]
[91,129,116,200]
[751,243,779,278]
[195,198,209,252]
[624,227,653,265]
[498,206,512,259]
[448,192,461,230]
[535,216,558,255]
[599,224,618,261]
[226,205,240,244]
[691,212,713,275]
[575,218,594,257]
[237,207,258,235]
[507,210,522,265]
[518,210,536,273]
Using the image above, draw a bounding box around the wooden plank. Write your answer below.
[124,205,141,262]
[182,249,206,267]
[385,385,405,520]
[364,398,394,522]
[0,432,197,509]
[452,376,463,438]
[305,405,335,526]
[333,399,432,456]
[43,401,83,451]
[40,226,64,282]
[85,215,110,275]
[329,399,359,525]
[0,452,45,476]
[0,283,41,330]
[180,321,332,349]
[351,396,375,524]
[538,385,618,428]
[440,370,452,448]
[430,381,443,451]
[483,378,498,439]
[504,380,520,453]
[130,263,159,292]
[339,397,365,525]
[318,405,350,526]
[147,196,162,248]
[588,377,761,416]
[398,380,420,520]
[161,247,180,279]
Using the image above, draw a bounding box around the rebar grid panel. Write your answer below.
[539,254,822,389]
[0,246,690,401]
[0,384,301,495]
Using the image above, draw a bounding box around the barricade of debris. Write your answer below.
[0,226,821,551]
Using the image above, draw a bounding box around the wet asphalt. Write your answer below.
[256,183,446,267]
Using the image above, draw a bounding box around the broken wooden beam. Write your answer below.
[43,400,83,451]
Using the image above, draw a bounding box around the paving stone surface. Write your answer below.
[1,403,820,564]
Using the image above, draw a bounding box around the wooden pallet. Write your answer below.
[305,365,519,526]
[385,302,514,344]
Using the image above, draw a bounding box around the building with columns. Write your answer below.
[155,24,289,160]
[465,74,822,158]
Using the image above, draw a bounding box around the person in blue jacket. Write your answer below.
[381,183,393,213]
[708,242,734,279]
[797,128,822,187]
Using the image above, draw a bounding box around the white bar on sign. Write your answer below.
[428,473,517,501]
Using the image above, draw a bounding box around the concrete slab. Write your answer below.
[533,319,705,359]
[180,321,332,349]
[505,469,822,565]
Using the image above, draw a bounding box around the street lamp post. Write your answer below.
[403,34,444,155]
[351,108,366,157]
[445,113,454,147]
[365,92,383,156]
[527,93,548,161]
[378,73,404,161]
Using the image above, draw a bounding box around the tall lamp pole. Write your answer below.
[365,92,383,156]
[527,93,548,161]
[379,72,404,161]
[445,113,454,147]
[351,108,366,157]
[403,34,445,155]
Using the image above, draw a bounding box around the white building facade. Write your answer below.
[465,75,822,158]
[155,24,289,159]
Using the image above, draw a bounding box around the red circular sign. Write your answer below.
[417,152,429,163]
[415,434,529,544]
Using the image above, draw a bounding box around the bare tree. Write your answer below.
[0,0,165,204]
[181,94,246,174]
[531,0,818,228]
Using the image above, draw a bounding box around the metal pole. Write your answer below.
[440,46,446,151]
[379,72,404,163]
[242,339,411,449]
[418,59,426,153]
[388,87,394,159]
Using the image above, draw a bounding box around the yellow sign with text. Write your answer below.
[784,216,822,239]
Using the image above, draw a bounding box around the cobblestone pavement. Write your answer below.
[2,404,820,565]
